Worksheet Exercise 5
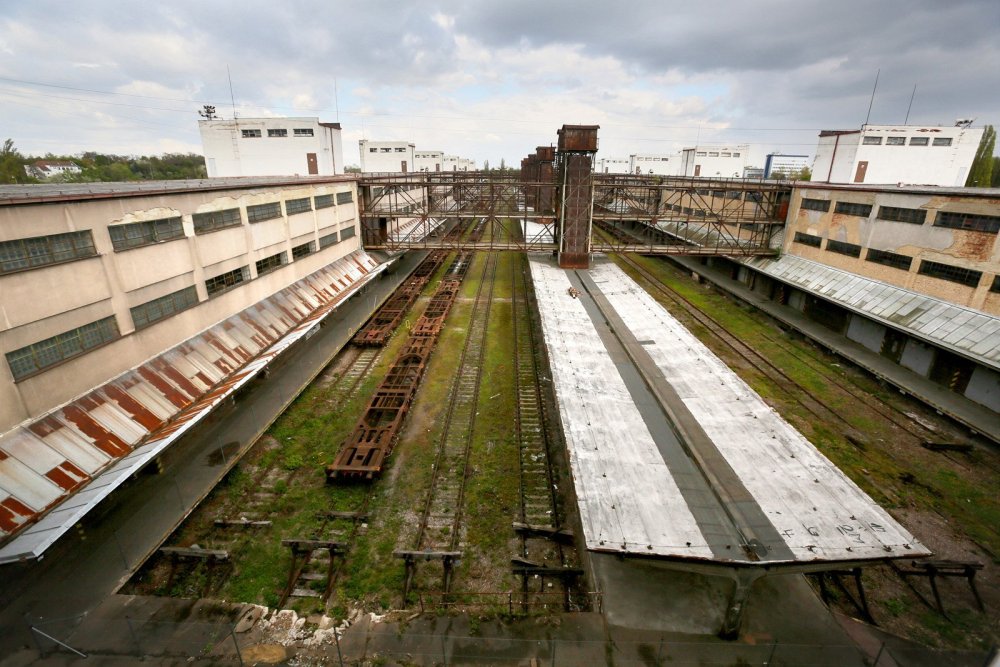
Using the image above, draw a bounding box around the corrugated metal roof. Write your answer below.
[0,250,383,562]
[746,255,1000,371]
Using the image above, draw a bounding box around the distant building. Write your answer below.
[359,140,415,173]
[811,123,983,187]
[199,117,344,177]
[764,153,810,178]
[414,151,444,172]
[679,145,749,178]
[24,160,81,180]
[743,166,765,179]
[628,154,676,175]
[596,158,630,174]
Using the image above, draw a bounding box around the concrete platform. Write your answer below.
[670,254,1000,445]
[529,255,929,566]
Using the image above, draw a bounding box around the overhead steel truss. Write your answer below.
[359,172,791,257]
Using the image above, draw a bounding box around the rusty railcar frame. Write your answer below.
[352,251,448,346]
[326,254,473,480]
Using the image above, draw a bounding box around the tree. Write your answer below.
[965,124,995,187]
[0,139,33,184]
[482,159,490,172]
[500,157,506,171]
[992,156,1000,188]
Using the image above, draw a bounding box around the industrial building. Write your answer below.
[811,123,983,186]
[198,117,345,177]
[0,124,996,662]
[0,177,372,555]
[764,153,810,178]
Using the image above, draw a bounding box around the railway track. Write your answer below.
[511,252,583,611]
[399,250,499,601]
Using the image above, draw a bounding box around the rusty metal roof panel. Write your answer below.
[746,254,1000,371]
[0,250,386,562]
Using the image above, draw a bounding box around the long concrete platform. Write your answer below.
[529,255,928,566]
[669,255,999,444]
[0,251,429,657]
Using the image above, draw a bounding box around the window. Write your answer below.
[721,152,731,157]
[192,208,242,234]
[732,152,741,157]
[932,137,953,147]
[826,239,862,257]
[293,128,314,137]
[873,206,924,225]
[834,202,873,217]
[285,197,312,216]
[314,194,335,209]
[241,129,262,138]
[0,231,97,274]
[991,276,1000,293]
[131,286,199,330]
[336,191,354,205]
[268,128,288,138]
[934,211,1000,234]
[909,137,929,146]
[917,260,982,287]
[206,266,249,296]
[793,232,823,248]
[246,202,282,223]
[6,316,119,381]
[862,136,882,145]
[109,217,184,251]
[340,226,356,240]
[380,148,391,153]
[318,232,340,249]
[708,152,719,157]
[886,136,906,146]
[255,251,287,276]
[369,148,377,153]
[395,147,406,153]
[866,248,913,271]
[801,198,831,212]
[726,191,743,200]
[292,241,314,259]
[695,151,707,157]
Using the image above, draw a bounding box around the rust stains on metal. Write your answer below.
[0,251,382,546]
[327,253,472,481]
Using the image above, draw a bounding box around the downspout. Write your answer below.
[827,134,839,182]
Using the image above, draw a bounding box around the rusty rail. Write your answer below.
[326,252,474,480]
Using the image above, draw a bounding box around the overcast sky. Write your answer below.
[2,0,997,168]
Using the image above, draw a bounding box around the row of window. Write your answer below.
[16,192,351,266]
[6,316,119,381]
[861,135,952,147]
[0,231,97,274]
[5,231,352,380]
[241,128,314,138]
[793,232,991,288]
[801,198,1000,234]
[694,151,741,157]
[369,147,409,153]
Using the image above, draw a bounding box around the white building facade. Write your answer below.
[596,158,631,174]
[811,124,984,187]
[764,154,810,178]
[199,117,344,178]
[359,141,415,173]
[414,151,444,172]
[679,145,749,178]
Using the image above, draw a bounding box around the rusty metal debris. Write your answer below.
[326,252,474,480]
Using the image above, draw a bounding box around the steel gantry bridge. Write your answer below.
[358,126,792,268]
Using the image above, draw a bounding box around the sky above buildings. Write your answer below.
[2,0,998,169]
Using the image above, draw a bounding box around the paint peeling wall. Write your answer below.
[784,185,1000,314]
[0,180,362,433]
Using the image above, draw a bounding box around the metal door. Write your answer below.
[694,164,701,176]
[306,153,318,175]
[401,161,407,173]
[854,161,868,183]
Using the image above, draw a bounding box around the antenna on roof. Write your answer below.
[864,68,880,126]
[227,65,238,121]
[904,84,917,125]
